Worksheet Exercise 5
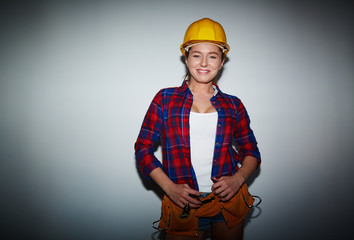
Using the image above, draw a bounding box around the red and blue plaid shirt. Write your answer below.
[135,81,261,191]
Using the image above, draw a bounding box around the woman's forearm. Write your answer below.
[150,167,174,194]
[232,156,258,184]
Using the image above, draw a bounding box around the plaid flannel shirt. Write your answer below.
[135,81,261,190]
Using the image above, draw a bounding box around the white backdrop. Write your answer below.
[1,0,353,239]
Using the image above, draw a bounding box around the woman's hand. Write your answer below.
[212,156,258,201]
[149,167,201,208]
[166,183,202,209]
[211,175,244,201]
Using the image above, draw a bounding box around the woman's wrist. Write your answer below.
[231,172,246,188]
[163,181,175,196]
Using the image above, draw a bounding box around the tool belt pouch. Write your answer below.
[158,195,198,237]
[220,184,255,228]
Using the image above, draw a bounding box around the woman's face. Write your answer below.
[185,43,224,85]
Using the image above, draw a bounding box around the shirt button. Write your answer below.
[216,142,219,145]
[218,124,221,127]
[218,109,221,111]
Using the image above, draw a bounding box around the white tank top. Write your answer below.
[189,111,218,192]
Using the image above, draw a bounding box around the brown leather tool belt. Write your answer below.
[157,184,255,237]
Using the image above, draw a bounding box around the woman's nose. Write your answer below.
[201,56,207,67]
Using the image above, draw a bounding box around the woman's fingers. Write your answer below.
[183,185,202,207]
[212,176,239,201]
[169,184,201,208]
[211,177,227,194]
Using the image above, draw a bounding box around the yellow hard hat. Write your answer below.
[180,18,230,56]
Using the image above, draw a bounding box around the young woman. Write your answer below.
[135,18,261,240]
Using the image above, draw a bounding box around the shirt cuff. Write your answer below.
[141,159,163,180]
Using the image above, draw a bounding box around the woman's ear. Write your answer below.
[184,56,189,67]
[219,58,225,70]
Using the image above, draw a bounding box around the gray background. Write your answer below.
[1,0,353,239]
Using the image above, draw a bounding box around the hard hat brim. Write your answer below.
[180,40,230,56]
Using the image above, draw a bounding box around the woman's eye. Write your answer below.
[209,55,217,59]
[192,54,201,58]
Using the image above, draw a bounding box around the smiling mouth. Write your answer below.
[197,69,210,74]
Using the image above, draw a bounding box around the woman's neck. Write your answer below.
[188,80,214,96]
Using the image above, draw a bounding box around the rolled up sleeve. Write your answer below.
[234,101,261,167]
[135,91,164,179]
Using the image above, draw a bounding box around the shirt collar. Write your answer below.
[177,80,190,96]
[177,80,223,97]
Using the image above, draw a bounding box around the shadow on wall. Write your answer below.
[135,140,165,200]
[135,160,166,240]
[244,167,262,227]
[136,162,165,200]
